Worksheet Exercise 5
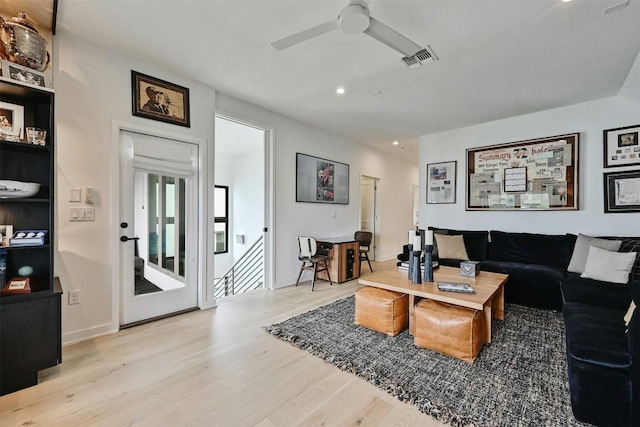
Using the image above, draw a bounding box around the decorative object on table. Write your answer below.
[410,234,422,284]
[131,70,190,127]
[603,124,640,168]
[295,152,349,204]
[427,160,456,204]
[25,126,46,145]
[406,230,417,280]
[460,260,480,277]
[1,276,31,294]
[0,100,24,139]
[437,281,475,294]
[0,225,13,246]
[17,265,34,277]
[466,133,578,210]
[0,11,50,72]
[0,180,40,198]
[423,230,434,282]
[1,59,49,88]
[603,170,640,213]
[9,229,47,246]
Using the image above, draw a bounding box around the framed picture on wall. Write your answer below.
[131,70,190,127]
[603,170,640,213]
[296,153,349,204]
[426,161,456,204]
[603,125,640,168]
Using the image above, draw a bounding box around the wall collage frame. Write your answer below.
[603,124,640,214]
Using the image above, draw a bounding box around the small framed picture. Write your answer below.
[0,225,13,246]
[427,161,457,204]
[604,125,640,168]
[131,70,190,127]
[0,101,25,139]
[2,277,31,294]
[1,60,50,89]
[603,170,640,213]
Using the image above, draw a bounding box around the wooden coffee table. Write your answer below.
[358,266,509,343]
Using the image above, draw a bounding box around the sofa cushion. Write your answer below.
[434,234,469,260]
[581,246,638,284]
[429,227,489,261]
[620,239,640,281]
[561,272,631,312]
[563,302,631,368]
[567,233,622,274]
[488,230,573,269]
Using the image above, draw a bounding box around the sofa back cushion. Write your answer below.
[488,230,573,269]
[428,227,489,261]
[620,239,640,281]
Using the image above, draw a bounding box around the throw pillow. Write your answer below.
[567,233,622,274]
[620,239,640,281]
[434,234,469,260]
[581,246,638,284]
[624,301,636,326]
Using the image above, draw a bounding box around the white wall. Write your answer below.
[216,94,419,288]
[213,161,233,273]
[54,33,216,344]
[231,146,264,258]
[419,92,640,236]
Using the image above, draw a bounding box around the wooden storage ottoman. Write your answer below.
[414,299,484,362]
[354,286,408,336]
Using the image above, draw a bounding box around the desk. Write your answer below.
[316,237,361,283]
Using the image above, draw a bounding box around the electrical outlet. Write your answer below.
[69,290,80,305]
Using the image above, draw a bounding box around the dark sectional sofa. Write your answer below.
[407,227,640,427]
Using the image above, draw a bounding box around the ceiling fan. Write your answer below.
[271,0,436,68]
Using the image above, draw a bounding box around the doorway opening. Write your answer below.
[360,175,380,260]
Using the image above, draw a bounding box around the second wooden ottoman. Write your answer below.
[414,299,484,362]
[354,286,408,336]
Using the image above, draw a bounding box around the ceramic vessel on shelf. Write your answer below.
[0,180,39,198]
[0,126,21,141]
[0,11,49,71]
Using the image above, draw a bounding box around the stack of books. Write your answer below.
[397,260,439,272]
[437,281,475,294]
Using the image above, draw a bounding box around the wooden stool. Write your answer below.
[414,299,484,362]
[354,286,408,336]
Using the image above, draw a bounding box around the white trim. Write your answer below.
[111,120,211,333]
[63,322,116,346]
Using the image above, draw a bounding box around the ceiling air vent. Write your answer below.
[401,46,438,69]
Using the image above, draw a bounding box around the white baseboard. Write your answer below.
[62,322,118,346]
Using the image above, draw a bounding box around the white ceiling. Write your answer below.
[56,0,640,159]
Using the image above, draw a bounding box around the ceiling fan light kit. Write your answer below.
[271,1,435,69]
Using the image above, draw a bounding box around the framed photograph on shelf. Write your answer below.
[1,60,49,88]
[296,153,349,204]
[466,133,578,211]
[603,125,640,168]
[0,225,13,246]
[603,170,640,213]
[0,101,25,139]
[427,161,456,204]
[131,70,190,127]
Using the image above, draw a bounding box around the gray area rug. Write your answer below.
[264,296,587,427]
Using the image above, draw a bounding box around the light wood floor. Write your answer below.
[0,260,446,427]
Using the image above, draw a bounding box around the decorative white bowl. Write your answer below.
[0,180,40,198]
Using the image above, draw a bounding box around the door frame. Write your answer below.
[360,174,381,261]
[111,120,212,332]
[214,111,275,290]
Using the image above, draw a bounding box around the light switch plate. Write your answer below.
[69,188,81,202]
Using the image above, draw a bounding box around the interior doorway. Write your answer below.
[119,131,199,326]
[360,175,380,260]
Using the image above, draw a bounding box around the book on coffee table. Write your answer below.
[437,281,475,294]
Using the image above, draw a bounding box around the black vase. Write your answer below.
[410,250,422,284]
[423,244,434,282]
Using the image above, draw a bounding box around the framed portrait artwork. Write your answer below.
[603,170,640,213]
[603,125,640,168]
[296,153,349,204]
[131,70,190,127]
[466,133,579,211]
[0,100,25,139]
[427,161,456,204]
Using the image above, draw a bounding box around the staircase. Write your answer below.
[214,235,264,298]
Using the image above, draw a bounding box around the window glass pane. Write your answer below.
[214,223,226,253]
[214,187,226,218]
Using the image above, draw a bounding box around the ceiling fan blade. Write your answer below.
[364,17,422,57]
[271,18,340,51]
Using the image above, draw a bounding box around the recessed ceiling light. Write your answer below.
[562,0,571,2]
[392,141,399,145]
[336,87,345,95]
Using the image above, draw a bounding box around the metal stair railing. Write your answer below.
[214,235,264,298]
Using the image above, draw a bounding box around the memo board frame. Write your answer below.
[466,133,579,211]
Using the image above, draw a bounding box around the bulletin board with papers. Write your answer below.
[466,133,579,211]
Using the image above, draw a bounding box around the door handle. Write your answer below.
[120,236,140,242]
